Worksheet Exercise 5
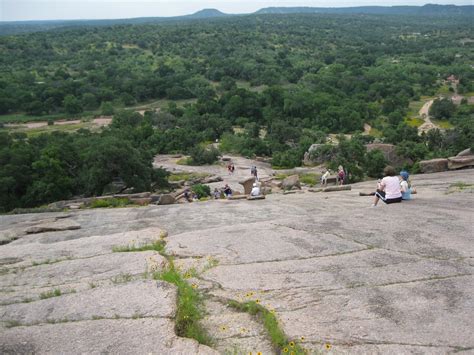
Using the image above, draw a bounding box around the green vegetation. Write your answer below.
[191,184,211,199]
[39,288,62,299]
[154,260,212,346]
[1,13,473,212]
[111,273,133,284]
[89,197,134,209]
[299,173,320,186]
[112,240,166,254]
[168,172,209,182]
[228,300,305,354]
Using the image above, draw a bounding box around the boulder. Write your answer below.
[448,155,474,170]
[281,175,301,191]
[456,148,472,157]
[202,176,223,184]
[366,143,412,167]
[157,194,176,205]
[221,156,231,162]
[420,158,449,173]
[239,177,255,195]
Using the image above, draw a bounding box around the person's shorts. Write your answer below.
[375,190,402,204]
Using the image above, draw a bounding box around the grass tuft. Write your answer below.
[39,288,62,300]
[89,197,134,208]
[228,300,305,354]
[153,260,212,346]
[112,240,166,255]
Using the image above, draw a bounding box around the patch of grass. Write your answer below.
[275,173,290,180]
[168,172,209,182]
[112,239,166,255]
[89,197,134,208]
[111,273,133,284]
[39,288,62,299]
[176,157,192,165]
[299,173,319,186]
[6,206,65,215]
[447,182,474,194]
[405,117,424,127]
[431,119,454,129]
[228,300,305,354]
[4,320,22,328]
[153,260,212,346]
[31,258,65,267]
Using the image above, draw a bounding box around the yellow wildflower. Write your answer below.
[283,348,289,353]
[289,341,295,347]
[325,343,332,350]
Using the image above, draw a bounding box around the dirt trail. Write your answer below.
[418,99,440,134]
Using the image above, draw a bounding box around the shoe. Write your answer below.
[371,204,377,207]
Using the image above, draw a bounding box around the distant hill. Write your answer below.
[1,4,472,36]
[188,9,228,19]
[256,4,473,16]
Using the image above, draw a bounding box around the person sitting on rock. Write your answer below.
[400,170,416,200]
[372,166,402,207]
[183,189,192,202]
[213,188,221,199]
[250,182,261,197]
[223,184,232,198]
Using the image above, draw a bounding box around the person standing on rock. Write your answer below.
[337,165,345,185]
[372,166,403,207]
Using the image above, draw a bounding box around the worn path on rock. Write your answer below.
[1,170,473,354]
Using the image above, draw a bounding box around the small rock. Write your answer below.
[281,175,301,190]
[158,194,176,205]
[420,158,449,173]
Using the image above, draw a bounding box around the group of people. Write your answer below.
[372,166,415,207]
[320,165,347,186]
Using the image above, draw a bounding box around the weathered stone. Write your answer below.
[238,177,255,194]
[281,174,301,190]
[448,155,474,170]
[420,158,449,173]
[158,194,176,205]
[303,143,334,165]
[322,185,352,192]
[456,148,472,157]
[0,319,217,354]
[202,175,223,184]
[221,156,231,161]
[25,219,81,234]
[228,195,248,200]
[130,197,152,206]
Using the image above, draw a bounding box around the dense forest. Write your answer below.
[0,13,473,212]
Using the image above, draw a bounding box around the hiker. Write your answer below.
[183,189,192,202]
[250,182,261,197]
[337,165,345,186]
[400,170,416,200]
[321,169,330,186]
[231,164,235,174]
[223,184,232,198]
[227,163,232,175]
[372,166,402,207]
[213,188,220,199]
[251,166,258,180]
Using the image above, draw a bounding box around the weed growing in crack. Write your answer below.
[4,320,22,328]
[112,240,166,255]
[228,300,305,354]
[111,273,133,284]
[39,288,62,299]
[153,259,213,346]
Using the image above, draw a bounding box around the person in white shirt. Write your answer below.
[250,182,260,197]
[372,166,402,206]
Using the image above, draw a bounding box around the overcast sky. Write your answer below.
[1,0,472,22]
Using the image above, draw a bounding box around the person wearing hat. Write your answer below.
[400,170,414,200]
[250,182,260,196]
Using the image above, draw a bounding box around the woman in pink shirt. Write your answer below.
[372,166,402,207]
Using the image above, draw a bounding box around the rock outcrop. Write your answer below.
[281,174,301,190]
[420,158,449,173]
[238,177,255,195]
[448,155,474,170]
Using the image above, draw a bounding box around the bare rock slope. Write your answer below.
[0,170,473,354]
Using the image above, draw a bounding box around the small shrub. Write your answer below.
[39,288,62,299]
[112,240,166,255]
[89,198,132,208]
[299,173,319,186]
[191,184,211,199]
[188,145,220,165]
